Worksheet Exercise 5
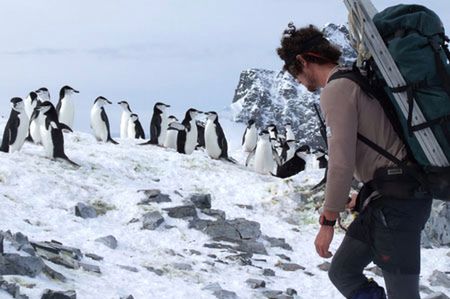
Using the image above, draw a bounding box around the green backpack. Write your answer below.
[330,4,450,200]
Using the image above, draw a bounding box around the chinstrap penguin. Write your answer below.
[204,111,230,160]
[118,101,132,139]
[1,98,29,153]
[128,113,145,139]
[246,130,281,174]
[164,115,179,149]
[56,85,79,130]
[242,119,258,152]
[176,108,202,155]
[90,96,118,144]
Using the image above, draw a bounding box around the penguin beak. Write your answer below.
[165,104,171,108]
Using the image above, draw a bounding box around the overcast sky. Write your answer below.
[1,0,449,133]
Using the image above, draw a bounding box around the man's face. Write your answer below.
[295,66,319,92]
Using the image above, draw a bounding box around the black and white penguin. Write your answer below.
[285,123,295,141]
[142,102,169,146]
[279,139,297,164]
[275,144,310,178]
[24,91,38,119]
[314,148,328,169]
[127,113,145,139]
[90,96,118,144]
[164,115,179,149]
[267,124,278,144]
[1,98,29,153]
[118,101,132,139]
[242,119,257,152]
[196,120,206,149]
[176,108,202,155]
[56,85,79,130]
[246,130,281,174]
[29,87,50,144]
[204,111,229,160]
[38,101,78,166]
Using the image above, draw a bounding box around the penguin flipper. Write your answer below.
[0,128,10,152]
[108,138,119,145]
[311,168,328,190]
[9,118,19,146]
[272,149,282,166]
[59,122,73,133]
[57,156,80,168]
[245,150,256,167]
[242,129,247,145]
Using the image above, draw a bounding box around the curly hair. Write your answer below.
[277,23,342,77]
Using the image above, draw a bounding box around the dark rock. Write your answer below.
[138,189,160,198]
[203,243,236,251]
[304,271,314,277]
[128,218,140,224]
[95,235,118,249]
[42,265,66,282]
[212,289,239,299]
[236,204,253,210]
[138,189,172,204]
[225,254,252,266]
[235,240,267,255]
[208,254,217,259]
[318,262,331,272]
[419,285,434,295]
[74,202,97,219]
[263,236,292,251]
[142,211,164,230]
[228,219,261,240]
[120,296,134,299]
[12,232,35,256]
[164,205,197,219]
[262,290,283,298]
[0,254,44,277]
[366,265,383,277]
[173,263,192,271]
[429,270,450,288]
[41,289,76,299]
[85,253,103,261]
[205,221,241,242]
[424,292,450,299]
[286,288,297,296]
[31,241,83,261]
[189,218,213,231]
[276,263,305,272]
[79,262,101,274]
[276,254,291,261]
[190,194,212,209]
[189,250,201,256]
[118,267,137,275]
[202,209,226,220]
[144,266,164,276]
[0,279,29,299]
[263,268,275,276]
[246,278,265,289]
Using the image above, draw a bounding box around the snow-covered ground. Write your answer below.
[0,116,449,298]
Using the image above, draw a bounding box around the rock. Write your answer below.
[447,251,450,257]
[318,262,331,272]
[31,241,83,261]
[42,265,66,282]
[263,268,275,276]
[246,278,266,289]
[228,219,261,240]
[212,289,239,299]
[423,201,450,246]
[235,240,267,255]
[142,211,164,230]
[286,288,297,296]
[190,194,212,210]
[424,293,450,299]
[420,285,435,295]
[189,250,201,255]
[138,189,172,204]
[95,235,118,249]
[276,254,291,261]
[120,296,134,299]
[202,209,226,220]
[236,204,253,210]
[12,232,35,256]
[0,279,29,299]
[41,290,76,299]
[429,270,450,288]
[263,236,293,251]
[144,266,164,276]
[276,263,305,272]
[79,262,101,274]
[85,253,103,261]
[262,290,283,298]
[173,263,192,271]
[203,243,236,251]
[118,265,139,272]
[164,205,197,219]
[74,202,97,219]
[366,265,383,277]
[0,254,45,277]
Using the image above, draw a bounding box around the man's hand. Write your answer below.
[314,224,335,258]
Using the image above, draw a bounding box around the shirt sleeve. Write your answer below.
[319,79,359,212]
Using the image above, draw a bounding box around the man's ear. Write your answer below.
[296,54,307,67]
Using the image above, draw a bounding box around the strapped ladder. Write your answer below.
[343,0,449,167]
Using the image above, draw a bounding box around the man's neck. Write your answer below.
[316,63,339,88]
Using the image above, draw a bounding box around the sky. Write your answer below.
[0,0,449,133]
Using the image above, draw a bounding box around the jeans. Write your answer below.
[328,196,432,299]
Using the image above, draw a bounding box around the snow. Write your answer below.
[0,115,449,298]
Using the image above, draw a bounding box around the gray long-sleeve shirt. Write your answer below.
[320,68,407,212]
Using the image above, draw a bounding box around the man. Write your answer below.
[277,23,432,299]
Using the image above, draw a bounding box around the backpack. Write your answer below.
[329,4,450,201]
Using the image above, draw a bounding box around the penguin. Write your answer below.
[267,124,278,144]
[204,111,229,160]
[145,102,170,145]
[196,120,206,149]
[314,148,328,169]
[246,130,281,175]
[279,139,297,164]
[38,101,78,166]
[176,108,202,155]
[56,85,79,130]
[29,87,50,144]
[285,122,296,141]
[24,91,38,119]
[0,98,29,153]
[275,144,310,178]
[90,96,118,144]
[242,119,257,152]
[118,101,132,139]
[164,116,179,149]
[127,113,145,139]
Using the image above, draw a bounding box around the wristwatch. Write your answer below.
[319,214,336,226]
